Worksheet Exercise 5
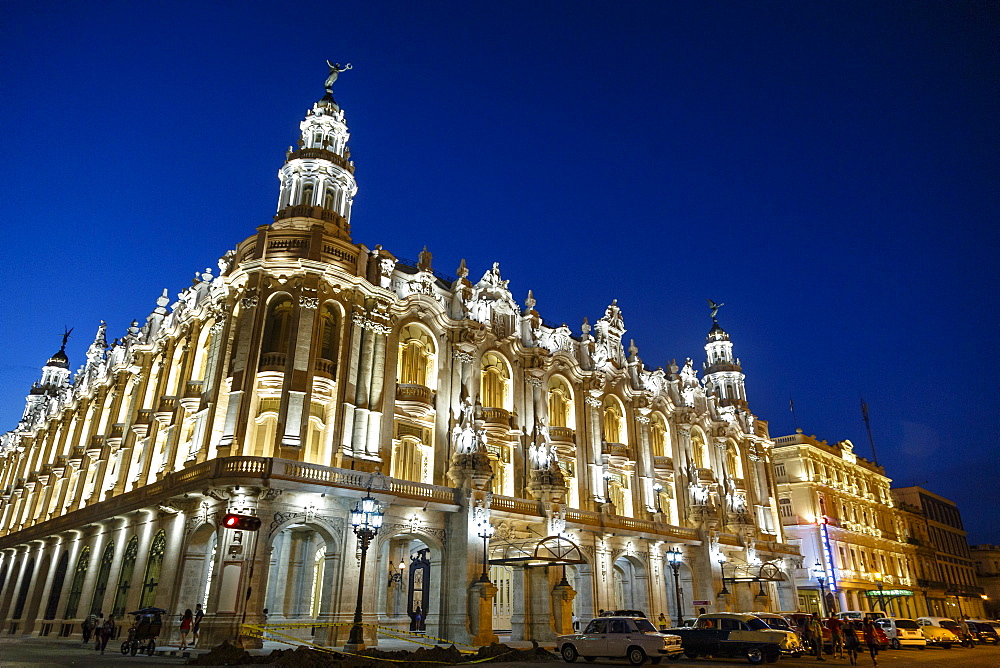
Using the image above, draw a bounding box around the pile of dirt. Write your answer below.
[189,640,557,666]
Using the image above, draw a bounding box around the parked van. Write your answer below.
[874,618,927,649]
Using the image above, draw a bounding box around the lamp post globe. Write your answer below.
[813,562,827,618]
[665,548,684,626]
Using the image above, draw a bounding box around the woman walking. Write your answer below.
[862,618,879,667]
[178,609,193,650]
[843,620,860,665]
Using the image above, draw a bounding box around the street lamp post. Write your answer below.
[813,562,827,618]
[344,490,384,652]
[873,572,885,616]
[665,548,683,626]
[718,553,730,596]
[477,521,494,583]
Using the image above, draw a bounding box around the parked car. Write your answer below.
[558,616,684,665]
[836,610,886,622]
[601,609,648,618]
[744,613,804,656]
[670,612,802,664]
[874,618,927,649]
[916,617,958,648]
[965,620,1000,645]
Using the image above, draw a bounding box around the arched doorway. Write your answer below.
[612,556,649,614]
[666,560,694,623]
[263,520,342,640]
[176,524,217,613]
[376,531,442,637]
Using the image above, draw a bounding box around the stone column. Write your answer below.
[525,567,556,641]
[468,580,499,645]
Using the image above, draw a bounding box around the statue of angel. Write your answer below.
[325,61,352,93]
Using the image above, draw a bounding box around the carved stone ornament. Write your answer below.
[584,396,602,407]
[299,296,319,309]
[241,296,259,309]
[453,350,475,364]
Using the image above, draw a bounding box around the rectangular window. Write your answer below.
[779,498,793,518]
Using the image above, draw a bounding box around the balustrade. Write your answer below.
[395,383,433,405]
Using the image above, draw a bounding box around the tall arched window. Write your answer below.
[261,296,294,366]
[726,442,743,479]
[139,531,166,608]
[323,188,335,211]
[398,325,436,388]
[90,542,115,615]
[392,437,423,483]
[691,431,705,468]
[480,353,509,409]
[650,414,667,457]
[43,550,70,620]
[111,537,139,618]
[547,377,573,428]
[12,557,35,619]
[603,398,624,444]
[316,303,340,376]
[300,181,314,206]
[64,547,90,619]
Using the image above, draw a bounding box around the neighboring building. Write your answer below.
[970,544,1000,619]
[772,430,923,618]
[0,73,798,647]
[892,486,985,620]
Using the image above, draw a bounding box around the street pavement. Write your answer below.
[1,634,999,667]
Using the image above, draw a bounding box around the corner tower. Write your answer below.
[18,331,72,431]
[274,62,357,241]
[702,301,747,409]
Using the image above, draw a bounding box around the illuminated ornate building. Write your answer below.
[0,72,798,647]
[772,431,924,618]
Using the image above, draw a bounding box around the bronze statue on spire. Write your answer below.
[706,298,725,322]
[325,61,352,94]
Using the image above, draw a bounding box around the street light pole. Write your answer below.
[345,491,384,652]
[813,562,827,618]
[718,553,730,596]
[477,521,494,583]
[873,572,885,616]
[665,548,683,626]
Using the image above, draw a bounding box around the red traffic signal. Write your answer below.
[221,513,262,531]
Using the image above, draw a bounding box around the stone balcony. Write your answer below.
[259,352,287,372]
[154,396,177,425]
[549,426,575,443]
[481,407,510,426]
[314,358,336,378]
[180,381,203,411]
[396,383,433,405]
[602,442,632,459]
[653,455,673,470]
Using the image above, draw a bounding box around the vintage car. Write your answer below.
[915,617,957,648]
[874,618,927,649]
[669,613,801,664]
[965,620,1000,645]
[558,616,685,665]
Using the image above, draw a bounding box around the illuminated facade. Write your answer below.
[772,431,925,617]
[0,75,798,647]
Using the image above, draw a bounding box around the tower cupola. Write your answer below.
[702,300,748,409]
[274,62,357,240]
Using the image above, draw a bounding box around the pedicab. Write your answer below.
[120,607,166,656]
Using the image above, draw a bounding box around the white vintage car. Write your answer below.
[558,616,685,665]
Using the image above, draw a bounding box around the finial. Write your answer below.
[456,258,469,279]
[706,298,725,323]
[525,290,536,311]
[418,245,432,270]
[324,61,352,94]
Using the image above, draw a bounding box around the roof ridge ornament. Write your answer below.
[325,61,352,94]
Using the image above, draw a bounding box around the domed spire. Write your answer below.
[274,61,358,240]
[45,327,72,369]
[702,300,747,409]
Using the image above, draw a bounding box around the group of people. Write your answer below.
[177,603,204,649]
[801,613,881,666]
[80,612,117,655]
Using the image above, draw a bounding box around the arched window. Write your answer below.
[90,542,115,615]
[111,537,139,618]
[300,181,314,206]
[139,531,166,608]
[316,303,340,376]
[398,325,436,388]
[603,398,624,444]
[547,377,573,428]
[64,547,90,619]
[12,557,35,619]
[480,353,509,409]
[691,431,705,468]
[650,414,667,457]
[323,188,335,211]
[261,296,294,363]
[726,442,743,479]
[43,550,70,620]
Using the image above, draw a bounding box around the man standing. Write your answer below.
[827,615,844,659]
[193,603,204,647]
[807,613,826,661]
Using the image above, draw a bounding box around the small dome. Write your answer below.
[707,322,730,342]
[46,348,69,369]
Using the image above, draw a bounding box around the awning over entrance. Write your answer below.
[488,535,586,567]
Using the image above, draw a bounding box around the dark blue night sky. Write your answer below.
[2,2,996,540]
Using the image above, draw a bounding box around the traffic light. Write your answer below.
[221,513,262,531]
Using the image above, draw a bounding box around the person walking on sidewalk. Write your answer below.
[862,618,880,666]
[827,615,845,659]
[192,603,204,647]
[97,615,116,655]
